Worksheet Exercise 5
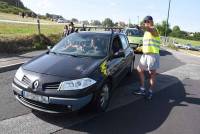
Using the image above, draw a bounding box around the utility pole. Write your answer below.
[37,16,41,35]
[137,16,139,26]
[16,0,20,7]
[165,0,172,45]
[16,0,18,7]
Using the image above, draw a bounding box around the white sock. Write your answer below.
[140,87,145,91]
[149,89,153,93]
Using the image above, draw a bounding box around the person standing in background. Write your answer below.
[63,25,69,37]
[68,22,75,34]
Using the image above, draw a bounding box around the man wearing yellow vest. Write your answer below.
[133,16,160,100]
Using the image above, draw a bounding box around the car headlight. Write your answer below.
[15,67,24,81]
[58,78,96,91]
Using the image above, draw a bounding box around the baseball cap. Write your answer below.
[144,16,153,22]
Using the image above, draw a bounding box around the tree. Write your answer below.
[170,25,183,38]
[102,18,114,27]
[129,23,135,28]
[82,20,89,25]
[118,21,126,27]
[91,20,101,26]
[114,22,119,27]
[172,25,180,32]
[155,21,172,36]
[71,18,79,23]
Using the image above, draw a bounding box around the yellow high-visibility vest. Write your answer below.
[142,30,161,54]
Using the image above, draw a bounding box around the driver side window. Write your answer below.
[112,36,123,54]
[120,35,129,50]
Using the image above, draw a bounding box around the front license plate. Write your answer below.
[23,91,49,104]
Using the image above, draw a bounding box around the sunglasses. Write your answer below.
[144,20,150,23]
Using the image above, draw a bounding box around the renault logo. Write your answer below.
[33,80,39,90]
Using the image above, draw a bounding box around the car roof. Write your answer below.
[125,28,139,30]
[78,31,125,37]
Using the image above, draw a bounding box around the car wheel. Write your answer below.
[94,83,110,112]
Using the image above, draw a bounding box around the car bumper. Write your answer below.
[12,83,93,113]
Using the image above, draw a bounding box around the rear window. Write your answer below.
[126,29,144,37]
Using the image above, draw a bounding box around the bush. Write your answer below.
[47,34,62,44]
[32,34,52,49]
[0,36,33,53]
[0,34,61,54]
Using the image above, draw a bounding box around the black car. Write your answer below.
[12,31,135,113]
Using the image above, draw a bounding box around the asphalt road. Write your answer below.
[0,48,200,134]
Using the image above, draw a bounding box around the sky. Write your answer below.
[21,0,200,32]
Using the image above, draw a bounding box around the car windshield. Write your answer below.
[51,33,110,58]
[126,29,144,37]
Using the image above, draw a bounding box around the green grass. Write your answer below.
[1,19,200,48]
[0,1,29,15]
[0,22,64,38]
[0,21,99,38]
[0,12,55,23]
[170,37,200,46]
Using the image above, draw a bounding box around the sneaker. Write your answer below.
[133,88,146,95]
[145,90,153,100]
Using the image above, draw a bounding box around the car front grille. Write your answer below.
[16,95,72,113]
[44,83,60,90]
[22,75,31,86]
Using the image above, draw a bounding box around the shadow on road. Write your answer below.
[159,49,172,56]
[32,73,200,134]
[134,49,184,74]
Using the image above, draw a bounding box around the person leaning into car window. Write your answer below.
[68,22,75,35]
[112,38,123,55]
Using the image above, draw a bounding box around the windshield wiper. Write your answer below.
[50,52,88,58]
[49,51,57,55]
[56,53,80,57]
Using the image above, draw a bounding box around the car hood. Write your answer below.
[22,53,103,78]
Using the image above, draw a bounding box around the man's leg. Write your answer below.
[133,66,146,95]
[133,54,146,95]
[137,66,145,88]
[146,70,156,99]
[149,70,156,90]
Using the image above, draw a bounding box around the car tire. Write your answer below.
[93,83,111,112]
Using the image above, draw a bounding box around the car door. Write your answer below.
[119,34,134,74]
[107,35,126,87]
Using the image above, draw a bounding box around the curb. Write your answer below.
[0,62,25,73]
[163,46,200,58]
[179,49,200,58]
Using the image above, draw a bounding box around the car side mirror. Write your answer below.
[47,46,52,51]
[110,51,125,59]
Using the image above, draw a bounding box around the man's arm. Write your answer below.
[140,25,159,37]
[146,27,159,37]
